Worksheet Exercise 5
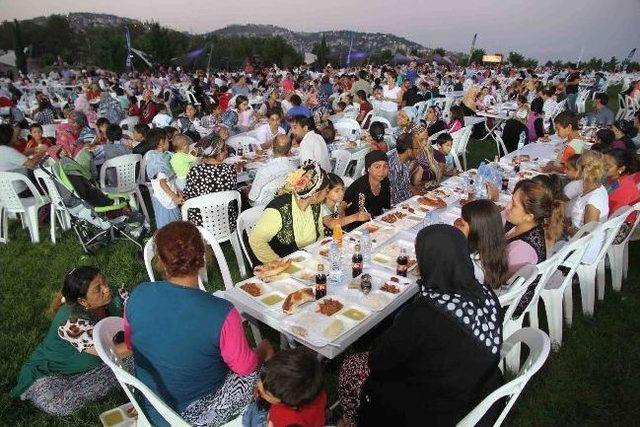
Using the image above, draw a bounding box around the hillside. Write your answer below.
[210,24,432,56]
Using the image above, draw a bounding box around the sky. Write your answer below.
[0,0,639,61]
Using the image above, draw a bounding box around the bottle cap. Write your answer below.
[355,244,361,252]
[317,263,325,271]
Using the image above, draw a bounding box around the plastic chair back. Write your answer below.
[368,116,392,130]
[33,168,65,207]
[181,191,241,241]
[236,205,266,269]
[42,124,57,138]
[331,149,352,177]
[99,153,142,193]
[456,328,551,427]
[350,148,371,178]
[119,116,140,130]
[93,317,190,427]
[0,171,46,212]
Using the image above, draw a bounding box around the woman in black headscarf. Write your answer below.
[338,225,504,427]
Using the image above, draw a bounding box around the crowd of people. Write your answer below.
[3,60,640,426]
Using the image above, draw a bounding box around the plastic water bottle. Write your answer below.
[327,242,343,288]
[361,229,372,263]
[517,131,526,150]
[423,210,436,228]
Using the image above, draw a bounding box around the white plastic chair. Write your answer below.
[360,110,373,128]
[539,228,595,348]
[236,205,266,269]
[334,118,361,140]
[331,149,352,177]
[341,176,354,187]
[99,153,150,225]
[499,265,539,372]
[94,317,191,427]
[494,132,509,157]
[412,100,432,120]
[227,136,260,153]
[368,116,392,131]
[0,171,50,243]
[349,148,371,178]
[565,210,630,315]
[456,328,551,427]
[33,168,71,244]
[181,191,247,278]
[450,126,472,171]
[616,93,627,121]
[119,116,139,130]
[576,90,589,114]
[607,202,640,292]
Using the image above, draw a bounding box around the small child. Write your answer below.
[435,132,457,176]
[322,173,370,235]
[364,121,388,152]
[95,117,110,144]
[243,348,327,427]
[170,134,197,190]
[152,102,172,128]
[24,123,53,156]
[146,129,182,228]
[563,153,583,201]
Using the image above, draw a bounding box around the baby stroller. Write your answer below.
[38,156,147,255]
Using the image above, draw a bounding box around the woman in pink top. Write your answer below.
[503,180,564,274]
[448,105,465,133]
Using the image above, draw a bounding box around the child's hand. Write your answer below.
[485,182,499,201]
[356,210,371,222]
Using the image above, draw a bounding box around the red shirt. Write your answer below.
[607,173,640,223]
[268,390,326,427]
[359,101,373,127]
[218,93,231,111]
[138,101,157,125]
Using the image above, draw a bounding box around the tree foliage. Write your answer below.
[12,20,27,73]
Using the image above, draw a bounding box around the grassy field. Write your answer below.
[2,86,639,426]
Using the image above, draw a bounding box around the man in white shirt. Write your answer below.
[291,115,331,172]
[248,134,296,206]
[255,107,285,149]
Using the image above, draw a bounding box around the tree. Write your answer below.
[606,56,618,72]
[312,34,330,69]
[469,48,485,64]
[12,19,26,73]
[434,47,447,57]
[508,51,525,68]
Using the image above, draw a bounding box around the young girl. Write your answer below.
[94,118,110,144]
[146,128,182,228]
[243,348,327,427]
[322,173,371,235]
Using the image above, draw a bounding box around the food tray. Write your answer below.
[371,235,418,272]
[345,268,412,310]
[236,277,310,312]
[283,295,371,347]
[351,222,397,248]
[378,209,423,230]
[99,403,136,427]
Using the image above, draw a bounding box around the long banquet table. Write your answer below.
[223,138,565,358]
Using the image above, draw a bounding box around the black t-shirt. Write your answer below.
[566,72,580,94]
[402,87,423,107]
[343,174,391,231]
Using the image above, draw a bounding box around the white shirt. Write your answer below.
[563,179,584,217]
[152,113,172,128]
[248,156,297,205]
[255,123,285,146]
[542,98,558,117]
[298,131,331,172]
[0,146,28,193]
[382,85,401,103]
[571,185,609,263]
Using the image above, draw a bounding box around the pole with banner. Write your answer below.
[467,33,477,66]
[622,48,637,70]
[346,33,354,68]
[124,26,133,72]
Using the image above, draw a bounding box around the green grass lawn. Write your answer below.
[2,85,639,426]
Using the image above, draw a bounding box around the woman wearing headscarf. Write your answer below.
[249,160,329,264]
[342,150,391,231]
[183,132,238,227]
[337,225,504,427]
